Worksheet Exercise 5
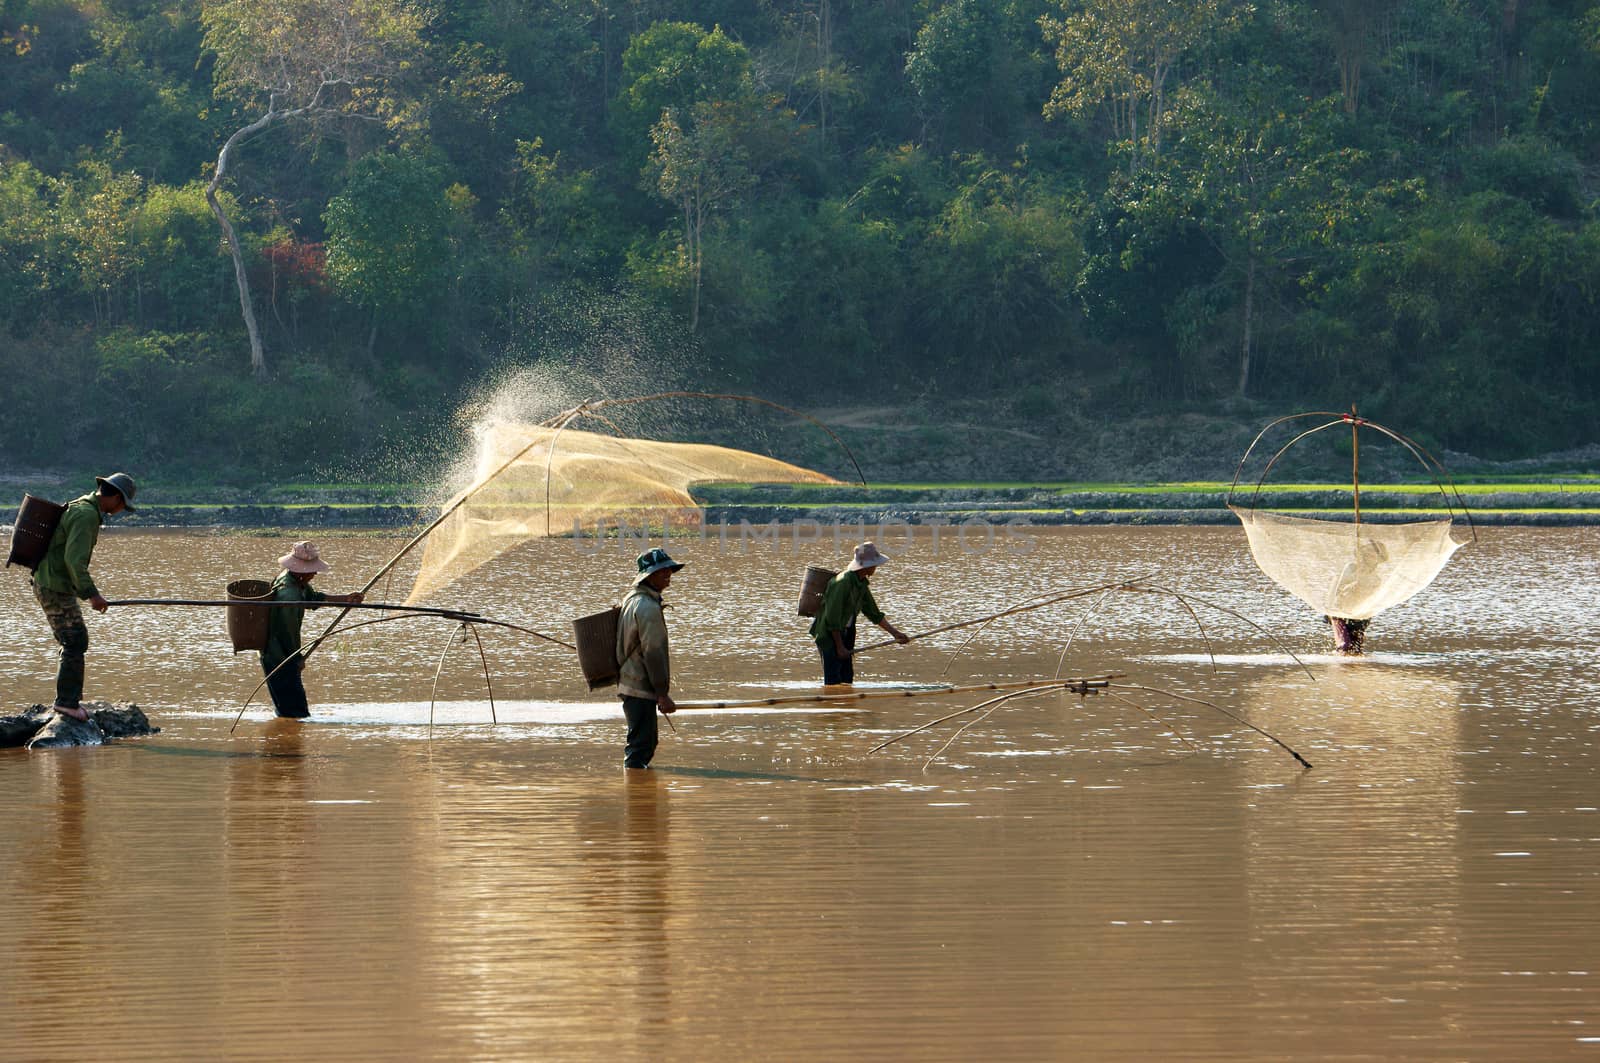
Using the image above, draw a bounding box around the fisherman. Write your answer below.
[809,541,909,686]
[30,472,138,721]
[1328,616,1370,655]
[616,547,682,769]
[261,541,363,719]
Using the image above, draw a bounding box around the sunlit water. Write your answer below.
[1,525,1596,1061]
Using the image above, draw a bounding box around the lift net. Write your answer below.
[1230,506,1466,620]
[406,424,837,604]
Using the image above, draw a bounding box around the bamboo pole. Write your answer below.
[541,406,584,541]
[940,589,1075,677]
[1125,682,1313,769]
[920,698,1012,767]
[1227,409,1475,540]
[467,624,497,725]
[867,684,1099,754]
[1101,690,1201,756]
[912,682,1196,770]
[867,678,1309,771]
[853,580,1155,655]
[1052,585,1119,679]
[675,675,1121,711]
[427,623,465,739]
[1119,583,1316,681]
[108,598,482,619]
[1351,403,1361,526]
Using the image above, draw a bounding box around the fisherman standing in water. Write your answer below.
[810,541,909,686]
[30,472,138,721]
[616,548,682,769]
[261,541,363,718]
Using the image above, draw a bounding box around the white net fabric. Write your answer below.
[1230,505,1467,620]
[406,424,836,604]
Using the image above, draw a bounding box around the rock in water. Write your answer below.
[5,702,161,751]
[91,703,157,740]
[0,706,52,748]
[29,712,104,749]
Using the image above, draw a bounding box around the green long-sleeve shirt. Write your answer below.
[33,494,103,599]
[262,570,327,672]
[809,569,884,646]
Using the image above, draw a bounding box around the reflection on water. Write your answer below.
[1240,666,1466,1056]
[1,526,1597,1060]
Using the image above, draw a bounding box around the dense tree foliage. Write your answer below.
[2,0,1598,477]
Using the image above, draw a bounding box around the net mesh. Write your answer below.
[1229,505,1467,620]
[406,423,837,604]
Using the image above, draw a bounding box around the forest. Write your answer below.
[2,0,1598,482]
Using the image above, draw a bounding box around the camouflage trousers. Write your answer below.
[32,581,88,709]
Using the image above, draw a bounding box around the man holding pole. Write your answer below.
[810,541,909,686]
[31,472,138,721]
[616,547,682,769]
[261,541,363,718]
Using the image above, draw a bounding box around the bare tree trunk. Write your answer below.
[818,0,831,146]
[1332,7,1366,116]
[1337,51,1362,114]
[1129,104,1139,175]
[205,91,324,377]
[688,197,702,333]
[1237,253,1256,396]
[1150,64,1166,157]
[207,110,277,377]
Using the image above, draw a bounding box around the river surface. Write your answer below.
[1,524,1596,1061]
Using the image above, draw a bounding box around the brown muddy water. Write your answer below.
[1,525,1597,1061]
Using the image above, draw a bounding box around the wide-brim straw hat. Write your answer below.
[280,540,331,574]
[633,547,685,584]
[95,472,138,512]
[846,541,889,571]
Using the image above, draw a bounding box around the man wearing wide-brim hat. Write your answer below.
[808,541,909,686]
[260,541,364,719]
[615,547,684,768]
[30,472,138,721]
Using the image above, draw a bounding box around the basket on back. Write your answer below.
[226,579,274,654]
[572,606,622,690]
[5,494,67,570]
[797,565,837,617]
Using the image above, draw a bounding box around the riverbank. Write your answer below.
[9,478,1597,528]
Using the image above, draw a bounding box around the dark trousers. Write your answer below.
[818,625,856,685]
[33,582,88,708]
[622,696,659,768]
[262,657,310,719]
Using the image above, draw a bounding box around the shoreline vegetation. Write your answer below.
[9,479,1598,530]
[7,1,1600,494]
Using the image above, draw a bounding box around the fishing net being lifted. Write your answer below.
[1229,507,1466,620]
[405,418,839,604]
[1229,411,1474,624]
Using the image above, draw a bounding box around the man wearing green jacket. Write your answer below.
[31,472,137,720]
[809,541,909,686]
